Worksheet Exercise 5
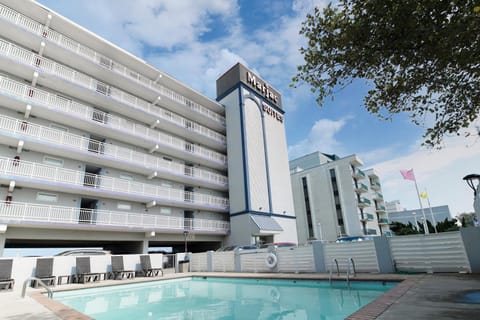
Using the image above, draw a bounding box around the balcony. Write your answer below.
[0,39,226,150]
[0,3,226,130]
[370,181,381,191]
[0,157,229,211]
[357,197,371,208]
[375,204,386,213]
[0,114,228,190]
[373,192,384,201]
[0,75,227,168]
[0,201,229,234]
[354,183,368,193]
[378,218,389,225]
[361,213,375,221]
[352,168,366,180]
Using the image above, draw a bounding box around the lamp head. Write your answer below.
[463,174,480,196]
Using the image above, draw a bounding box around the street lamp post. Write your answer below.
[183,230,189,253]
[463,174,480,217]
[412,212,418,231]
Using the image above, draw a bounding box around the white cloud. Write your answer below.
[121,0,239,49]
[369,128,480,216]
[288,117,349,159]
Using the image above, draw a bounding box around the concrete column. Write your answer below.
[0,233,6,257]
[312,240,326,272]
[460,227,480,273]
[234,249,242,272]
[373,235,395,273]
[140,239,149,254]
[0,224,6,257]
[207,251,213,272]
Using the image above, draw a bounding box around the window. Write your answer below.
[119,174,134,181]
[43,156,63,167]
[160,207,171,215]
[36,192,58,202]
[117,202,131,210]
[301,176,314,239]
[50,124,68,132]
[161,182,172,189]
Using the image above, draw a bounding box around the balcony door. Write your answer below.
[79,198,98,224]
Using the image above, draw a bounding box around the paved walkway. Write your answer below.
[0,273,479,319]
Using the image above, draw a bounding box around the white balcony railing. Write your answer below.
[0,201,230,233]
[0,74,227,166]
[0,38,226,145]
[0,157,229,210]
[0,115,228,187]
[0,3,226,127]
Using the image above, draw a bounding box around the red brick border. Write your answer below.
[346,280,418,320]
[30,291,93,320]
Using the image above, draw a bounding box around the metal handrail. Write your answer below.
[0,157,229,209]
[0,5,226,126]
[346,257,356,288]
[0,114,228,186]
[0,201,230,233]
[329,258,339,284]
[0,71,227,165]
[21,277,53,299]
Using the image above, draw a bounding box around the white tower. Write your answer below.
[216,63,298,246]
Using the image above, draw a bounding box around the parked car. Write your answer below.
[259,242,297,248]
[335,236,373,243]
[55,249,111,256]
[216,245,258,252]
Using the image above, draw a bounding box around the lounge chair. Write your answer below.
[111,256,135,280]
[75,257,101,283]
[140,255,163,277]
[31,258,56,288]
[0,259,14,291]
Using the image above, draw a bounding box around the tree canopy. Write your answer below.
[292,0,480,147]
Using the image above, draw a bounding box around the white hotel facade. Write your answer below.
[290,152,390,243]
[0,0,297,255]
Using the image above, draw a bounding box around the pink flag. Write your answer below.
[400,169,416,181]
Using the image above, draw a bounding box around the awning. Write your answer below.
[250,215,283,235]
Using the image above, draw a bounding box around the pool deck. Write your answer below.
[1,272,479,319]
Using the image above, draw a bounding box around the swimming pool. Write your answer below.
[53,277,397,319]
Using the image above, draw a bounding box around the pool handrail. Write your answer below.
[22,277,53,299]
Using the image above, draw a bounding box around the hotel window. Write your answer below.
[301,176,314,239]
[117,202,132,210]
[160,207,171,215]
[119,174,134,181]
[50,123,68,132]
[43,156,64,167]
[330,168,345,233]
[36,192,58,202]
[161,182,172,188]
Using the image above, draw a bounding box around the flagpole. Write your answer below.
[424,188,438,233]
[413,174,429,235]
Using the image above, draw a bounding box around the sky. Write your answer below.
[36,0,480,218]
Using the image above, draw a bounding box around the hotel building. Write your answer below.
[0,0,296,255]
[290,151,390,243]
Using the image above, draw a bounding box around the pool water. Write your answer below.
[53,277,396,320]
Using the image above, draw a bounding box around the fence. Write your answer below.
[189,228,480,274]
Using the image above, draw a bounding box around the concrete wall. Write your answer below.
[0,254,164,293]
[190,229,480,274]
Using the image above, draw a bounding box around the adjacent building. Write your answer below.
[388,205,452,228]
[290,151,390,243]
[0,0,296,255]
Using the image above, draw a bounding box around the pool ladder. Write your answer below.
[21,277,53,299]
[329,257,356,288]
